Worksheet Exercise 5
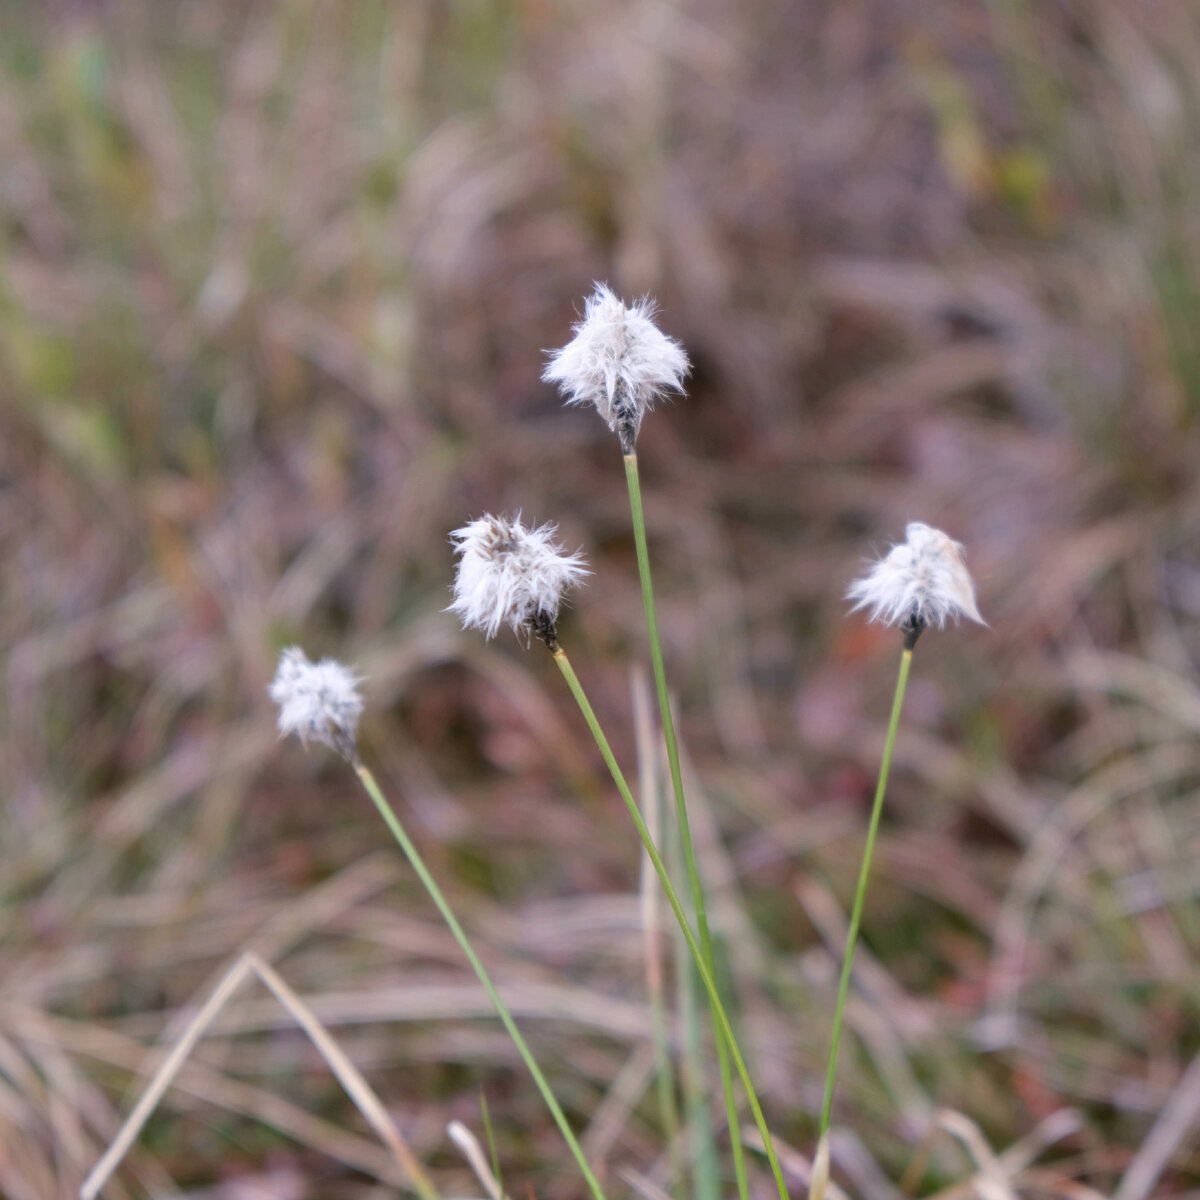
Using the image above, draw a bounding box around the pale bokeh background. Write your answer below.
[4,3,1200,1196]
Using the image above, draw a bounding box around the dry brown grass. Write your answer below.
[4,1,1200,1196]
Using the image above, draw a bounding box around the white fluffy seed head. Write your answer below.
[542,282,690,452]
[449,513,589,644]
[847,521,985,631]
[268,646,363,758]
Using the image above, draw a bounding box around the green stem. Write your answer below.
[624,452,749,1200]
[817,645,914,1138]
[552,646,788,1200]
[649,938,685,1199]
[354,765,609,1200]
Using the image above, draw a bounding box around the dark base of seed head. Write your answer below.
[612,378,640,455]
[331,728,362,767]
[902,613,926,651]
[531,610,560,651]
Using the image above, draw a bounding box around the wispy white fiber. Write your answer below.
[847,522,984,629]
[449,513,589,642]
[542,282,690,450]
[269,646,363,754]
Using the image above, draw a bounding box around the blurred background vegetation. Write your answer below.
[4,1,1200,1196]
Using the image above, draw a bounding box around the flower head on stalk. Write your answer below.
[449,513,589,648]
[847,521,984,643]
[543,283,690,453]
[269,646,363,761]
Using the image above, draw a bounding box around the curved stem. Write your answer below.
[355,765,609,1200]
[552,646,788,1200]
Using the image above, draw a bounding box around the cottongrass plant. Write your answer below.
[541,282,689,456]
[268,646,611,1200]
[450,512,789,1200]
[543,285,755,1200]
[810,523,985,1200]
[269,647,364,759]
[448,513,589,643]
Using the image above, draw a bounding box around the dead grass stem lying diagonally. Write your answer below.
[1114,1050,1200,1200]
[68,951,436,1200]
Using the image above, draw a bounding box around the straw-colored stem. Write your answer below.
[551,646,788,1200]
[632,669,685,1196]
[816,646,914,1143]
[624,451,749,1200]
[354,765,609,1200]
[649,943,685,1200]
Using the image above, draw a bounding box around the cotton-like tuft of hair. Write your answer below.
[449,513,589,642]
[542,283,689,452]
[269,646,363,756]
[847,522,984,630]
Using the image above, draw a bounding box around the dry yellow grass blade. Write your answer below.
[447,1119,510,1200]
[78,951,438,1200]
[912,1108,1103,1200]
[618,1163,677,1200]
[581,1044,658,1166]
[1114,1050,1200,1200]
[739,1125,851,1200]
[929,1110,1019,1200]
[248,955,438,1199]
[631,663,682,1185]
[17,1006,405,1186]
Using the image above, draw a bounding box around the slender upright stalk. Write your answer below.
[354,765,609,1200]
[650,877,687,1200]
[817,643,915,1143]
[633,671,685,1197]
[551,645,788,1200]
[680,936,720,1200]
[624,451,750,1200]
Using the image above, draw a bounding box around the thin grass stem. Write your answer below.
[478,1091,506,1200]
[354,764,609,1200]
[551,645,788,1200]
[681,945,720,1200]
[624,451,750,1200]
[817,646,915,1143]
[632,669,685,1197]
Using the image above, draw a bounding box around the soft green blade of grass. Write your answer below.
[681,952,721,1200]
[817,644,914,1160]
[355,764,609,1200]
[624,449,749,1200]
[552,645,788,1200]
[479,1091,506,1200]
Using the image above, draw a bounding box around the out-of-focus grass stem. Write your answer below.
[624,450,750,1200]
[354,764,609,1200]
[551,645,787,1200]
[633,669,685,1197]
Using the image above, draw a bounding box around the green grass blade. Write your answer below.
[624,451,749,1200]
[817,646,915,1142]
[354,765,609,1200]
[552,646,788,1200]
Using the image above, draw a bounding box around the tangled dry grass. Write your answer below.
[4,2,1200,1196]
